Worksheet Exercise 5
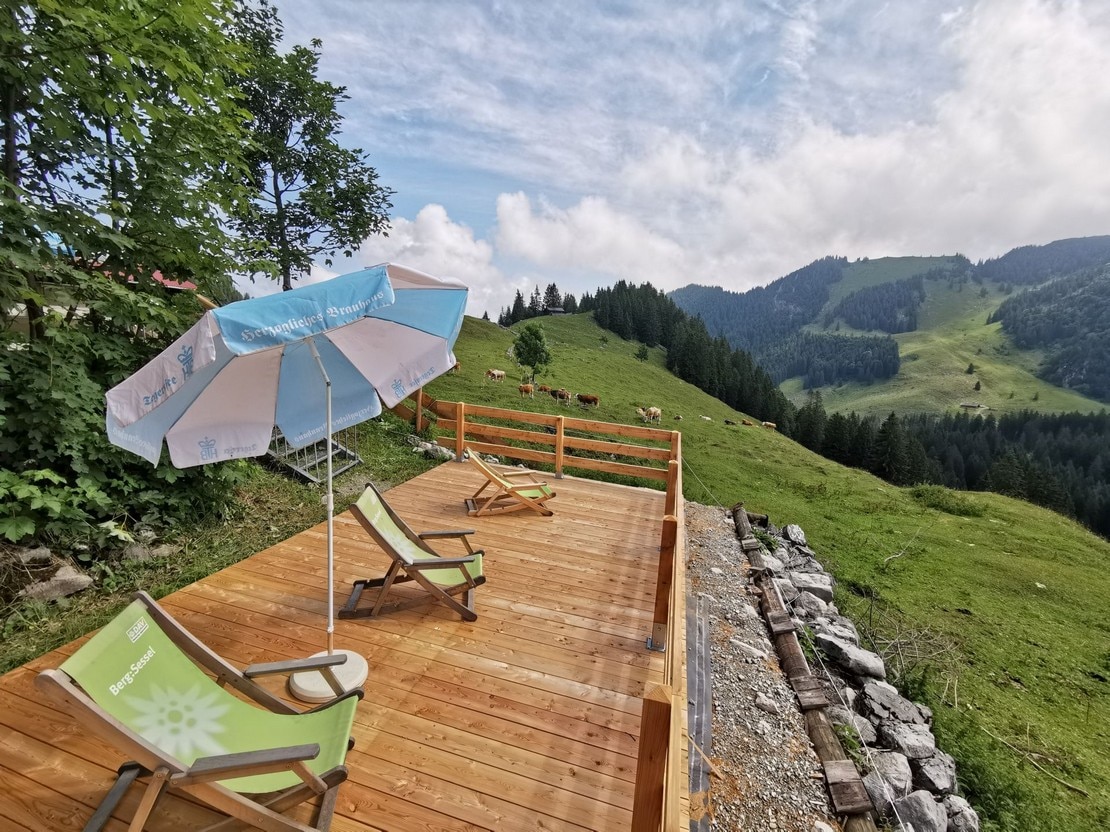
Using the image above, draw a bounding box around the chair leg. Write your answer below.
[83,763,146,832]
[371,562,403,617]
[128,766,169,832]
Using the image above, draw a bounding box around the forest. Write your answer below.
[824,274,927,333]
[988,265,1110,402]
[975,235,1110,286]
[581,281,1110,540]
[757,332,900,387]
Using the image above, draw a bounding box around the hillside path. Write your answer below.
[686,501,839,831]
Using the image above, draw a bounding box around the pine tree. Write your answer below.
[528,285,543,317]
[543,283,562,310]
[510,290,526,324]
[874,412,909,484]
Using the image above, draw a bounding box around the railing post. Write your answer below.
[454,401,466,461]
[649,515,678,651]
[414,388,425,435]
[631,684,673,832]
[664,458,679,518]
[554,415,565,478]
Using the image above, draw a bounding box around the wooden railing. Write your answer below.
[393,393,689,831]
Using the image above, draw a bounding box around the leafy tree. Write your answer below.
[966,362,976,374]
[974,380,981,391]
[0,0,249,547]
[513,322,551,383]
[230,0,392,290]
[635,345,649,362]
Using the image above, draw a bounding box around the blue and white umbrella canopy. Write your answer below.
[105,263,467,699]
[106,263,467,466]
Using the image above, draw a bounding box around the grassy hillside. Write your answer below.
[432,313,1110,832]
[787,276,1106,416]
[821,255,959,311]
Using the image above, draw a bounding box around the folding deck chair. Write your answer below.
[340,482,486,622]
[35,591,363,832]
[464,448,556,517]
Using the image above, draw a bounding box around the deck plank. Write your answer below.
[0,463,676,831]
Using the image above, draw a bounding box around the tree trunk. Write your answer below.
[272,167,292,291]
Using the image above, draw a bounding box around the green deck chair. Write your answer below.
[340,482,486,621]
[464,449,556,517]
[36,591,363,832]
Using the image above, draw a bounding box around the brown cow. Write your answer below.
[485,368,505,382]
[576,393,599,407]
[741,419,754,426]
[550,388,570,406]
[537,384,552,393]
[518,383,534,398]
[449,360,461,374]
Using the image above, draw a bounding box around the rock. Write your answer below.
[773,577,800,603]
[121,543,154,562]
[880,721,937,760]
[761,553,786,574]
[790,571,834,602]
[18,564,93,601]
[863,751,912,816]
[943,794,981,832]
[912,749,957,794]
[754,692,780,714]
[813,615,859,646]
[813,822,836,832]
[730,640,767,660]
[827,705,877,744]
[783,523,807,546]
[151,543,180,559]
[892,790,947,832]
[814,633,886,679]
[793,590,828,619]
[17,545,52,565]
[860,680,931,726]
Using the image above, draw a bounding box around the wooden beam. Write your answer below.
[650,516,678,651]
[631,685,673,832]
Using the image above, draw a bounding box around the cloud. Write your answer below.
[281,0,1110,300]
[353,204,513,316]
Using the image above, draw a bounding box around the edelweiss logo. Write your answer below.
[126,618,149,644]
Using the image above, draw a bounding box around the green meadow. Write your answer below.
[433,314,1110,832]
[787,262,1105,416]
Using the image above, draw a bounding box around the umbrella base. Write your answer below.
[288,649,369,703]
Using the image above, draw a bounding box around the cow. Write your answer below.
[761,421,777,430]
[674,415,683,421]
[636,406,662,423]
[550,388,571,406]
[724,419,737,426]
[449,360,461,374]
[518,383,534,398]
[485,369,505,382]
[741,419,754,426]
[576,393,600,408]
[700,415,712,421]
[537,384,552,393]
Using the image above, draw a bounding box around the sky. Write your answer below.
[260,0,1110,317]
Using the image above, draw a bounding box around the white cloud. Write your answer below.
[353,204,513,317]
[280,0,1110,301]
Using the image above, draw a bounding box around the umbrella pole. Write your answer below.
[308,339,335,656]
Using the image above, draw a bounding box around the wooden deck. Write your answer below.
[0,461,673,831]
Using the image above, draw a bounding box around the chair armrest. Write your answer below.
[500,469,543,479]
[171,743,321,786]
[243,653,347,679]
[419,530,477,554]
[407,554,478,569]
[304,686,365,715]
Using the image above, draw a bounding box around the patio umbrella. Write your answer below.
[105,263,468,700]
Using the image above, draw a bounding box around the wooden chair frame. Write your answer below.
[464,450,556,517]
[35,591,363,832]
[341,482,486,622]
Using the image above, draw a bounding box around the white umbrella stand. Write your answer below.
[289,339,369,702]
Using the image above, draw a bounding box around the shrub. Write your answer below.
[910,484,984,517]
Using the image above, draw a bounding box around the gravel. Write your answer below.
[686,501,840,831]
